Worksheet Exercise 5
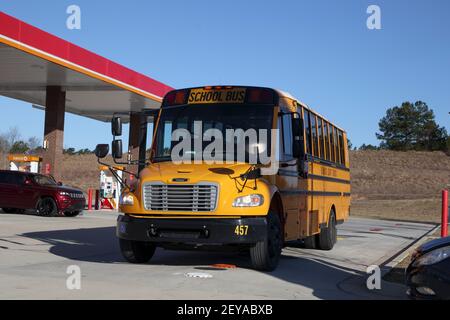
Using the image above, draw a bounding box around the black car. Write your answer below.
[406,236,450,300]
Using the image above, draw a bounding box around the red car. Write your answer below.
[0,170,85,217]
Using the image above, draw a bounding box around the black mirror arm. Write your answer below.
[108,167,127,191]
[229,165,260,193]
[110,156,150,167]
[96,158,135,190]
[280,160,298,168]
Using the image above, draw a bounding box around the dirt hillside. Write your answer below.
[350,150,450,200]
[349,150,449,223]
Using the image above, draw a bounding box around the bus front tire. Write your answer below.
[318,209,337,250]
[250,212,282,272]
[119,238,156,263]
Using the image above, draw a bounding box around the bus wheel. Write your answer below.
[303,235,317,249]
[119,238,156,264]
[250,212,282,272]
[318,209,337,250]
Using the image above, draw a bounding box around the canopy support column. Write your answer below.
[42,86,65,181]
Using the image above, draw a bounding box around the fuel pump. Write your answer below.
[98,165,123,210]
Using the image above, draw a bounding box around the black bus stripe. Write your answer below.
[307,174,350,185]
[280,190,349,197]
[306,155,350,172]
[277,169,350,185]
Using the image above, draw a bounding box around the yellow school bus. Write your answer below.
[96,85,350,271]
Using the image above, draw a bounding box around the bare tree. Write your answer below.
[0,135,8,154]
[27,136,41,152]
[5,127,21,148]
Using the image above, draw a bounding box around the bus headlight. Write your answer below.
[119,194,134,206]
[232,194,264,207]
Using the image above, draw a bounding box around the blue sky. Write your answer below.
[1,0,449,150]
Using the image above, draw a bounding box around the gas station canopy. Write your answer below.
[0,11,174,122]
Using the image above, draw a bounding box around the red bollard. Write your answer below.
[87,189,93,211]
[442,189,448,238]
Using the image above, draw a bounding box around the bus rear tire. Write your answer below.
[318,209,337,250]
[119,238,156,263]
[250,212,282,272]
[303,235,317,249]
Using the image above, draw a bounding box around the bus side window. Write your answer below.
[324,122,330,161]
[333,126,340,164]
[338,130,345,165]
[310,114,318,157]
[318,118,324,159]
[303,109,311,155]
[330,125,335,163]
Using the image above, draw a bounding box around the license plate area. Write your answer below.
[148,227,209,240]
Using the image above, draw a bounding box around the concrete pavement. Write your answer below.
[0,210,436,299]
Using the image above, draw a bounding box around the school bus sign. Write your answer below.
[188,87,246,104]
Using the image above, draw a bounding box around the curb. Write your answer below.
[380,224,441,277]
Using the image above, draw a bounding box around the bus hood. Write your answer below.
[140,162,256,184]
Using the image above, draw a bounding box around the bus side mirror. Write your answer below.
[94,144,109,159]
[112,116,122,136]
[292,118,305,159]
[112,140,123,159]
[293,140,302,158]
[292,117,302,137]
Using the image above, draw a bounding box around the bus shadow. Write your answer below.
[22,226,121,263]
[21,226,405,299]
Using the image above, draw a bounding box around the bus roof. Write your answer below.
[272,89,346,133]
[162,85,346,133]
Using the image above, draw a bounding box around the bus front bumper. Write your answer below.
[117,214,267,245]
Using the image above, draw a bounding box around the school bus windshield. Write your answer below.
[152,104,274,163]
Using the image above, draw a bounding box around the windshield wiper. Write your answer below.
[152,156,172,163]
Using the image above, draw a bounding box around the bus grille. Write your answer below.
[143,183,218,212]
